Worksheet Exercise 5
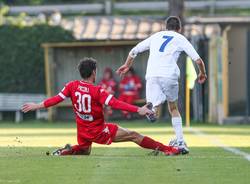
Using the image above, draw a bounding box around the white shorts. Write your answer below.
[146,77,179,106]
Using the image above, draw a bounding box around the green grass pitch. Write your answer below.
[0,120,250,184]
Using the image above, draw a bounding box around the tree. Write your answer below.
[168,0,184,23]
[168,0,186,119]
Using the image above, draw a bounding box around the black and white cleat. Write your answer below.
[169,138,189,155]
[52,144,72,156]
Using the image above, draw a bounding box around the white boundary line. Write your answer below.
[189,127,250,162]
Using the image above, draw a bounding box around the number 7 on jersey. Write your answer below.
[159,36,174,52]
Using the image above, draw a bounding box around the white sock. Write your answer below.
[171,117,184,142]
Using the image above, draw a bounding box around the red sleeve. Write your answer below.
[60,82,72,98]
[43,95,64,108]
[108,96,139,113]
[97,87,138,112]
[43,82,72,108]
[98,88,111,105]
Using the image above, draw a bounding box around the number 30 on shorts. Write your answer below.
[74,92,91,113]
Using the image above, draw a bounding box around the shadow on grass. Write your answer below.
[0,146,249,158]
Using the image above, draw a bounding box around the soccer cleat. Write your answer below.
[145,102,157,123]
[52,144,72,156]
[164,146,181,156]
[148,146,181,156]
[178,142,189,155]
[168,138,189,155]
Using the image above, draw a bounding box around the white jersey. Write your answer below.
[129,30,200,80]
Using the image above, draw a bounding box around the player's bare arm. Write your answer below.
[22,102,44,113]
[195,58,207,84]
[22,94,65,113]
[137,104,154,116]
[116,55,134,77]
[117,36,151,77]
[106,95,153,116]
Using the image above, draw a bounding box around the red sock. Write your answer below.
[139,136,172,152]
[71,145,90,155]
[61,145,90,155]
[60,148,73,155]
[71,145,82,153]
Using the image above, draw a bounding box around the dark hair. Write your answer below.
[78,57,97,79]
[104,67,113,77]
[165,16,181,31]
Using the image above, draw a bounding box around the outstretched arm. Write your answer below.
[116,36,151,77]
[181,37,207,84]
[195,58,207,84]
[116,55,134,77]
[107,96,153,116]
[22,82,72,113]
[22,94,64,113]
[22,102,45,113]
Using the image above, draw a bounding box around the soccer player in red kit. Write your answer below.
[99,67,117,94]
[22,58,181,156]
[99,67,117,117]
[118,68,142,119]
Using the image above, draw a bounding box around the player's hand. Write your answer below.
[137,105,154,116]
[116,65,130,77]
[21,103,41,113]
[197,72,207,84]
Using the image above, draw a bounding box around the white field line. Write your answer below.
[189,127,250,162]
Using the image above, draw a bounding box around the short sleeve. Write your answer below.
[98,88,113,105]
[59,82,72,99]
[180,36,200,61]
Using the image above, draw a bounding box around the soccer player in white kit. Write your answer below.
[116,16,207,154]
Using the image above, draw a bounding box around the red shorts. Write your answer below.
[77,123,118,149]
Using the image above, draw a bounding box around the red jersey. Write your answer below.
[60,80,111,127]
[44,80,139,139]
[99,79,116,94]
[119,75,142,96]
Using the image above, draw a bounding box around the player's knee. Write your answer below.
[168,105,175,112]
[129,131,141,142]
[168,103,179,115]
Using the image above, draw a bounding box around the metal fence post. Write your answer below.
[104,0,113,15]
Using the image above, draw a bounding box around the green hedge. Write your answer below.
[0,25,75,93]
